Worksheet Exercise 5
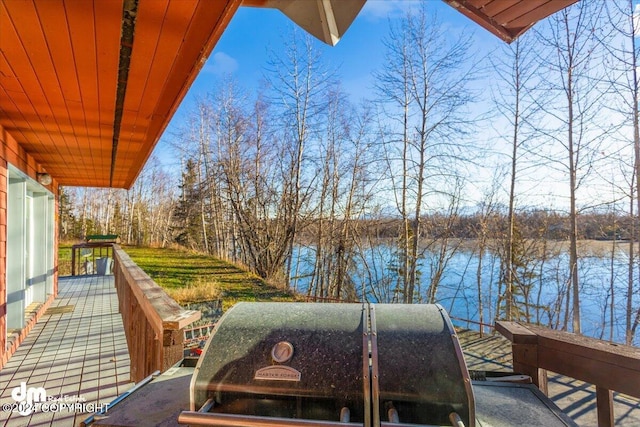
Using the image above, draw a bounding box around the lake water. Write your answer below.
[290,243,637,345]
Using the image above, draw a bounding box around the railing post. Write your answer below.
[163,329,184,368]
[71,246,76,276]
[495,321,548,395]
[596,387,613,427]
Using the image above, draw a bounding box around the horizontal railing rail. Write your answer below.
[449,315,495,336]
[304,295,358,303]
[112,245,200,382]
[496,321,640,427]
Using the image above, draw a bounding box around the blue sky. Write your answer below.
[151,0,566,208]
[153,0,517,210]
[156,0,502,158]
[153,1,640,212]
[194,0,478,99]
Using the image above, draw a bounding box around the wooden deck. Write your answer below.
[0,276,132,427]
[458,329,640,426]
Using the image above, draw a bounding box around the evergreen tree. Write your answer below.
[172,159,202,249]
[498,221,539,322]
[58,187,77,240]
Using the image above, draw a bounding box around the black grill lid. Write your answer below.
[188,302,474,427]
[373,304,474,426]
[191,302,366,411]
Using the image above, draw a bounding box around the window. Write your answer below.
[6,165,54,329]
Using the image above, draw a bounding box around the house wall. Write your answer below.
[0,141,6,366]
[0,124,59,367]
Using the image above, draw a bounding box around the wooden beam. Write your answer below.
[596,387,614,427]
[537,344,640,398]
[444,0,517,42]
[495,321,538,344]
[496,321,548,394]
[527,324,640,371]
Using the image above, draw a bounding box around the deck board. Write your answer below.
[0,276,132,427]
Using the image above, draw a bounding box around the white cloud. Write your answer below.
[634,3,640,37]
[361,0,420,21]
[205,52,239,75]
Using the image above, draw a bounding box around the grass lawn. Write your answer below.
[58,244,297,310]
[58,244,73,276]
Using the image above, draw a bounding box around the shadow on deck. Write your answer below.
[0,275,132,427]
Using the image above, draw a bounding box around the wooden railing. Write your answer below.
[113,245,200,382]
[496,321,640,427]
[449,315,495,337]
[71,242,114,275]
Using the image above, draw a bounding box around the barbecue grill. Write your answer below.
[178,302,474,427]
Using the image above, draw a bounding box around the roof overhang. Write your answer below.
[243,0,367,46]
[1,0,241,188]
[444,0,579,43]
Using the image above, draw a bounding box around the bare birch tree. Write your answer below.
[304,88,377,301]
[264,30,333,287]
[490,33,543,320]
[376,4,476,303]
[602,0,640,344]
[534,1,609,333]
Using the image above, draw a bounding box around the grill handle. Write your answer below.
[178,411,363,426]
[178,411,451,427]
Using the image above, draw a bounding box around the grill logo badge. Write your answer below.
[255,341,300,381]
[254,365,301,382]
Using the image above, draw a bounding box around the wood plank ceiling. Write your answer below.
[0,0,577,189]
[444,0,579,42]
[0,0,240,188]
